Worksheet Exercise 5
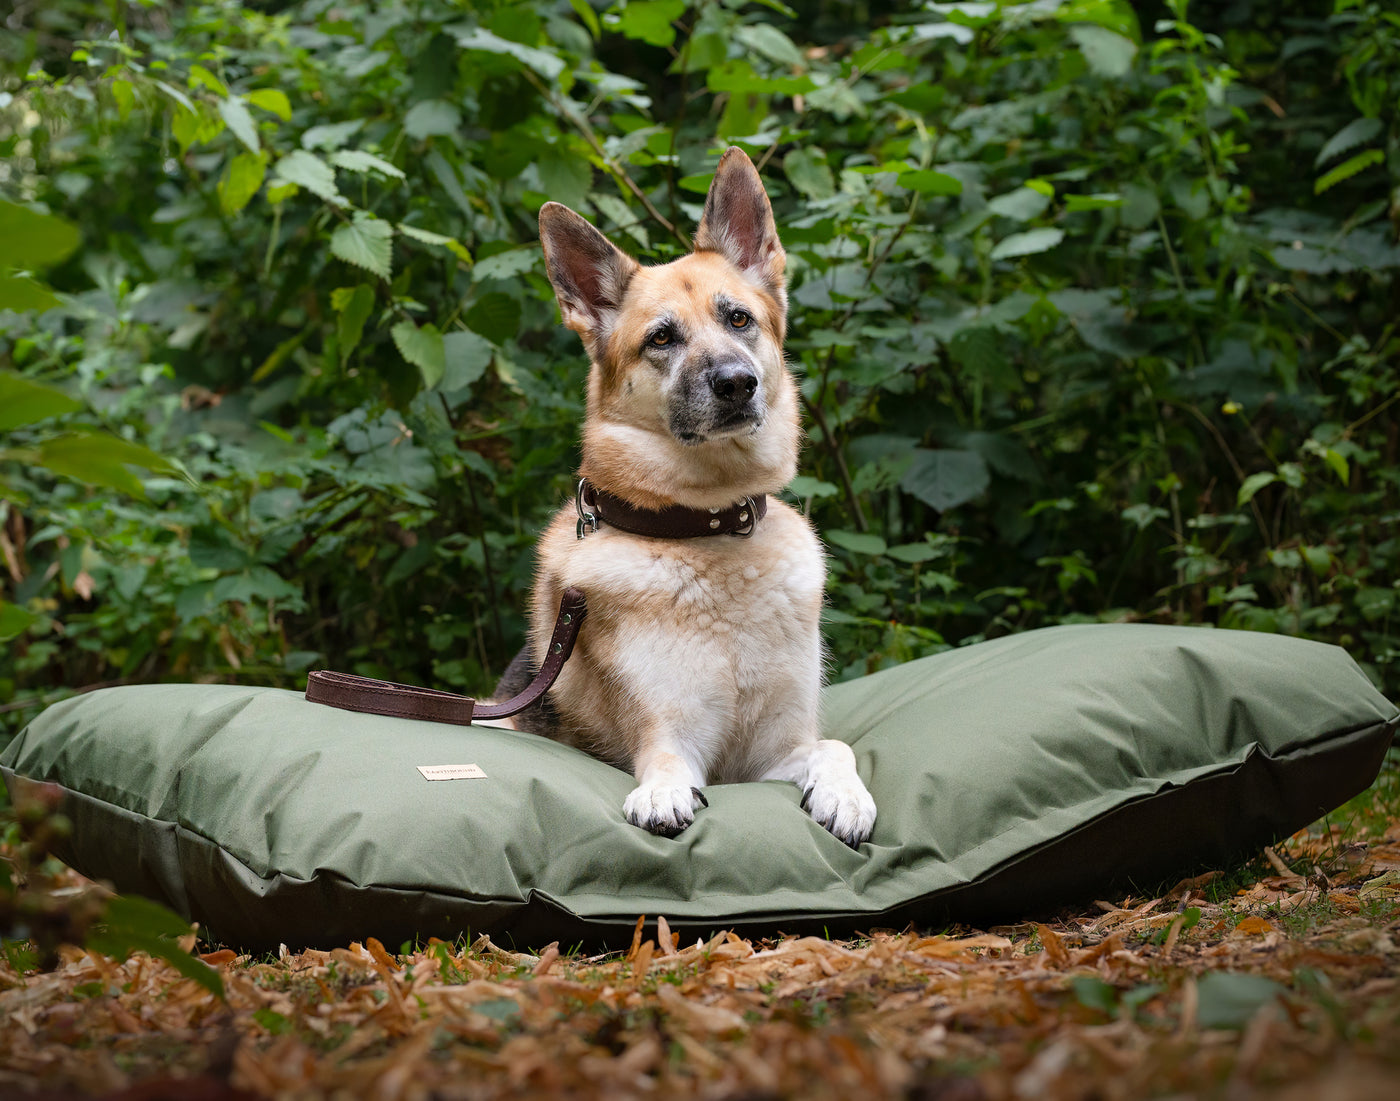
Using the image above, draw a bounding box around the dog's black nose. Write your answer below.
[708,363,758,404]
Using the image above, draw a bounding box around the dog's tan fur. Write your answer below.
[515,147,876,845]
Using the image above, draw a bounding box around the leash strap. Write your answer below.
[304,587,587,726]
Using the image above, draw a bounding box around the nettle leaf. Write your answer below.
[246,87,292,121]
[784,148,836,200]
[1315,117,1383,168]
[398,223,471,263]
[88,896,224,1000]
[569,0,601,38]
[392,320,446,387]
[0,372,82,430]
[36,431,174,497]
[271,149,342,204]
[448,26,565,80]
[403,99,461,140]
[1237,471,1277,507]
[0,199,81,270]
[897,169,963,196]
[616,0,686,48]
[330,284,375,362]
[0,599,36,642]
[826,529,888,556]
[1069,23,1138,78]
[302,119,365,150]
[988,186,1051,222]
[734,23,806,68]
[1315,149,1383,195]
[218,151,268,216]
[0,275,61,313]
[330,214,393,280]
[330,150,406,180]
[900,448,991,512]
[1195,972,1286,1031]
[990,227,1065,260]
[472,248,539,282]
[217,96,260,153]
[442,330,493,391]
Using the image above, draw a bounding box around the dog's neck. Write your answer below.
[579,382,800,512]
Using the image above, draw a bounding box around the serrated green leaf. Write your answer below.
[217,96,260,153]
[617,0,686,48]
[0,200,81,270]
[246,87,292,121]
[332,284,375,363]
[88,896,224,1000]
[0,599,36,642]
[442,330,493,391]
[1315,148,1383,194]
[1195,972,1285,1030]
[218,150,268,216]
[301,119,365,151]
[330,214,393,279]
[392,320,445,387]
[988,186,1052,221]
[271,149,342,203]
[735,24,806,68]
[403,99,461,140]
[472,248,538,282]
[825,529,888,556]
[569,0,600,37]
[0,372,82,430]
[1237,471,1277,507]
[447,26,565,81]
[1315,117,1382,168]
[398,223,471,262]
[36,432,174,497]
[786,475,838,499]
[110,77,134,119]
[329,150,406,180]
[900,449,990,511]
[1069,23,1138,77]
[1065,192,1124,211]
[784,147,835,200]
[896,169,963,196]
[990,227,1065,260]
[0,274,61,313]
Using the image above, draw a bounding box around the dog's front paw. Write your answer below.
[799,741,876,848]
[624,783,708,837]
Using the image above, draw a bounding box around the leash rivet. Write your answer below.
[552,643,563,654]
[709,518,720,529]
[708,507,720,514]
[562,613,572,624]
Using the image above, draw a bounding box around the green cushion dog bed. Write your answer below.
[3,624,1394,951]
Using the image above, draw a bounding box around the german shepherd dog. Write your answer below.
[495,147,876,847]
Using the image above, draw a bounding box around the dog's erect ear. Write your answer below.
[539,202,639,340]
[694,146,786,302]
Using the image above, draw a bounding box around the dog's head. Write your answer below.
[539,147,798,509]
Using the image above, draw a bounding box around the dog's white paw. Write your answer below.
[624,783,708,837]
[799,742,876,848]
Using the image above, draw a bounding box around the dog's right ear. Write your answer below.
[539,203,638,343]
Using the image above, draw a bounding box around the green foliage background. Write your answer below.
[2,0,1398,738]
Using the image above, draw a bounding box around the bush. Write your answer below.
[1,0,1397,738]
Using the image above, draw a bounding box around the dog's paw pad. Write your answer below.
[624,783,706,837]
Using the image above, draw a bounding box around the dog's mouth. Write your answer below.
[673,415,766,447]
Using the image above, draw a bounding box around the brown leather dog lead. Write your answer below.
[305,587,587,726]
[306,483,770,725]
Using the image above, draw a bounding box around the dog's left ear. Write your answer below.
[694,147,786,307]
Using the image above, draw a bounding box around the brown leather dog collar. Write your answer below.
[575,478,766,540]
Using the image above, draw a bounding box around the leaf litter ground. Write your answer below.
[3,798,1400,1101]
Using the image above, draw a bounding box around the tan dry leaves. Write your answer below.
[2,817,1400,1100]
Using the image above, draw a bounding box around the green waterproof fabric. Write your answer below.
[3,624,1395,951]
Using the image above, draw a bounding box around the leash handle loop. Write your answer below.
[304,587,587,726]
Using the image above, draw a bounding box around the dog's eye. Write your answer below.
[730,310,750,330]
[649,330,672,348]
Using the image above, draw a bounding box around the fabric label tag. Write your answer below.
[416,764,487,781]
